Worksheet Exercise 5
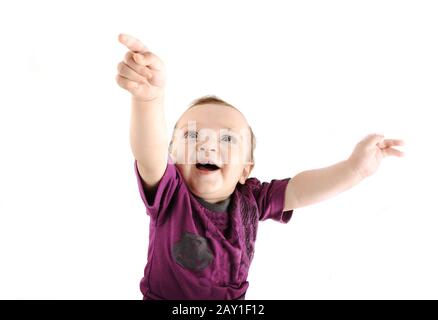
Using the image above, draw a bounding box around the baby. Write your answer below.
[116,34,405,300]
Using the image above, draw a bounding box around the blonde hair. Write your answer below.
[169,95,256,163]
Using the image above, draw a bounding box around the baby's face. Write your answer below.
[170,104,253,203]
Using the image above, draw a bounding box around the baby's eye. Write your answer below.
[221,134,235,143]
[184,131,198,140]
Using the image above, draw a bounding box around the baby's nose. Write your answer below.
[198,136,217,152]
[199,145,216,152]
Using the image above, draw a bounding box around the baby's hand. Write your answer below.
[116,33,166,102]
[348,133,405,179]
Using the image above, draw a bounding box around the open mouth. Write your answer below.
[195,162,220,171]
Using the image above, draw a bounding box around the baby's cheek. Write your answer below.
[172,145,183,164]
[220,144,242,165]
[173,143,194,165]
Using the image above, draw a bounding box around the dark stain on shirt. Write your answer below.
[172,232,213,271]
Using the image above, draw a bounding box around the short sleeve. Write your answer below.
[134,158,181,220]
[246,177,293,223]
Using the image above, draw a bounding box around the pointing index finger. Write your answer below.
[118,33,148,53]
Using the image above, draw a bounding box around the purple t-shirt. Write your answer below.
[134,158,293,300]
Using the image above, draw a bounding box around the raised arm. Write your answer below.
[283,134,405,211]
[283,160,362,211]
[116,34,168,191]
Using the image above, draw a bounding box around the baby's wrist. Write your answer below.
[346,158,365,181]
[132,94,165,106]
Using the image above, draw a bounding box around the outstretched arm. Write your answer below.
[284,134,405,211]
[116,34,168,191]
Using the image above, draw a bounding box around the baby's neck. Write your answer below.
[194,195,231,213]
[195,193,231,204]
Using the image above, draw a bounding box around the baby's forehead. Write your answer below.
[176,103,249,131]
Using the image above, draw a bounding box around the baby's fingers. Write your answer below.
[378,139,405,148]
[382,147,405,157]
[123,52,165,87]
[132,52,164,71]
[118,33,148,53]
[123,51,153,79]
[117,62,149,84]
[115,74,140,92]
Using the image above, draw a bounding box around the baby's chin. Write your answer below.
[188,179,224,197]
[186,176,233,200]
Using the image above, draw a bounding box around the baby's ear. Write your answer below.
[168,140,175,161]
[239,163,254,184]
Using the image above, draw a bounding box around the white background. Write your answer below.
[0,0,436,299]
